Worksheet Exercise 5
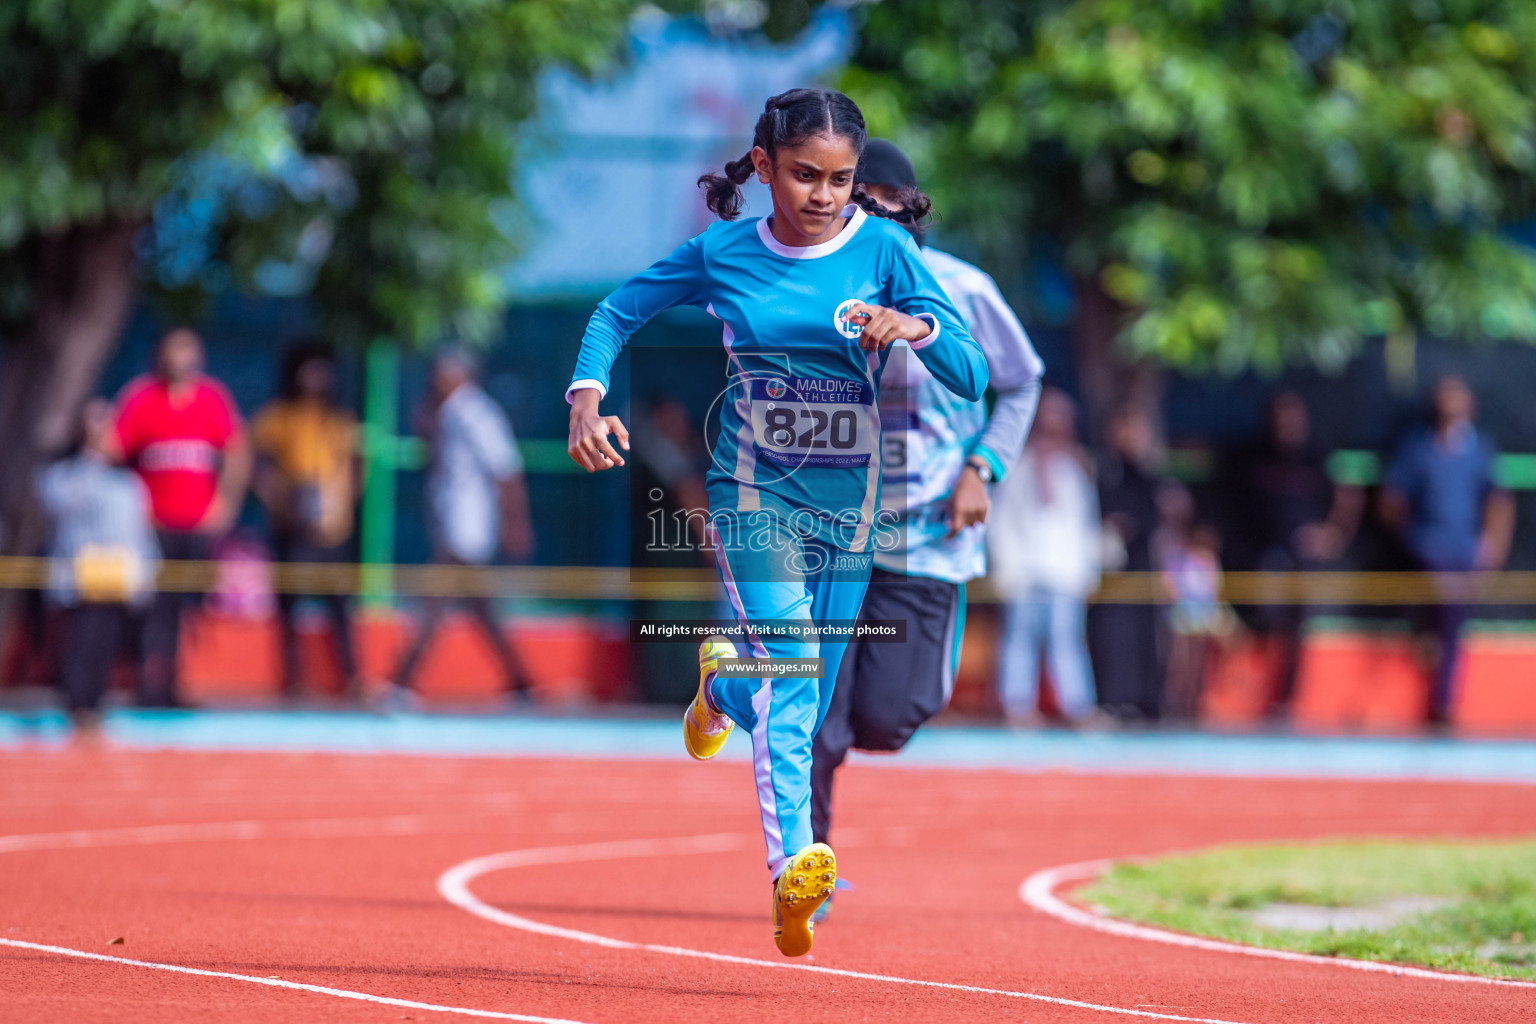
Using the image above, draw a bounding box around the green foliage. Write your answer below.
[1083,839,1536,979]
[0,0,637,347]
[844,0,1536,371]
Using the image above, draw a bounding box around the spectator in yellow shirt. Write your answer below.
[252,342,360,700]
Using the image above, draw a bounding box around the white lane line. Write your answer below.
[0,814,448,853]
[1020,859,1536,990]
[0,816,606,1023]
[0,790,526,813]
[0,938,595,1024]
[437,834,1260,1024]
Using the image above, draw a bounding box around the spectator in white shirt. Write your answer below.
[986,389,1101,726]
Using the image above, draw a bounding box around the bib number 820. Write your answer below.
[763,407,859,450]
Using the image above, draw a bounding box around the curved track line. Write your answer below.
[0,938,595,1023]
[1020,858,1536,990]
[437,834,1259,1024]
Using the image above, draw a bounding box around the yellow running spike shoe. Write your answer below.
[683,635,735,761]
[773,843,836,957]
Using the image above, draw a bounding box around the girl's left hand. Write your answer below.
[841,304,932,352]
[946,463,991,537]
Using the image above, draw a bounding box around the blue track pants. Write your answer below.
[706,512,872,878]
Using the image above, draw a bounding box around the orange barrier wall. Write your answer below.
[957,606,1536,735]
[1289,633,1429,731]
[1198,641,1277,724]
[1455,634,1536,734]
[7,603,1535,735]
[179,610,633,705]
[1207,631,1536,735]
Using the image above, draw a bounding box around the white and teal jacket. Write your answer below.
[875,247,1044,583]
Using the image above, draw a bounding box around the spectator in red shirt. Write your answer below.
[113,328,251,706]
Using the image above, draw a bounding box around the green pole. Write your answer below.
[360,338,400,605]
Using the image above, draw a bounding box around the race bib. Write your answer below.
[750,376,875,469]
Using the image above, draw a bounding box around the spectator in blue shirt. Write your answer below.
[1380,375,1515,724]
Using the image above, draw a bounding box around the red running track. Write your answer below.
[1,747,1533,1023]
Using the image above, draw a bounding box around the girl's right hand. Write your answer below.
[568,389,629,472]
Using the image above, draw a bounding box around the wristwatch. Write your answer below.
[965,455,995,483]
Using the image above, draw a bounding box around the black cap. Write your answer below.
[857,139,918,190]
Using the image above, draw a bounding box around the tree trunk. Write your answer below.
[1070,272,1163,445]
[0,218,141,560]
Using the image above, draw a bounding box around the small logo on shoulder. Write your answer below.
[834,298,866,340]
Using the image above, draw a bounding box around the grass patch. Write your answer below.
[1079,839,1536,980]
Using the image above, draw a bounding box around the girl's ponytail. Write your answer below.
[851,183,934,238]
[854,187,933,228]
[697,151,756,221]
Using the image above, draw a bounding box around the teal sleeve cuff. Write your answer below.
[971,445,1008,482]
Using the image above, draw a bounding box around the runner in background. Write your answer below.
[809,141,1044,917]
[566,91,987,957]
[388,347,537,708]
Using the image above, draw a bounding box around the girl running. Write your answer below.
[565,88,987,957]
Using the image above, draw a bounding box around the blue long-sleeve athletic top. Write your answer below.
[567,204,988,552]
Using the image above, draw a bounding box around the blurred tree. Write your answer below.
[842,0,1536,423]
[0,0,633,556]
